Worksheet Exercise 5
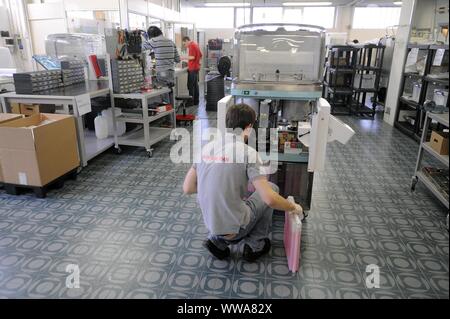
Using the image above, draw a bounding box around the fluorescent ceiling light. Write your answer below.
[204,2,250,7]
[283,2,333,6]
[393,1,402,5]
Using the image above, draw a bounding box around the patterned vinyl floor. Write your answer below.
[0,107,448,299]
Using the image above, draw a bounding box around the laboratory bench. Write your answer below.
[0,76,14,93]
[0,80,113,167]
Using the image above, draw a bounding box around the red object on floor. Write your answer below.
[176,114,195,121]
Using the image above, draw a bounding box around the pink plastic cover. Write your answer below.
[284,197,302,273]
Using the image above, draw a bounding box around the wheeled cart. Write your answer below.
[111,88,176,158]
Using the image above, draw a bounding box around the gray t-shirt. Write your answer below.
[194,135,266,235]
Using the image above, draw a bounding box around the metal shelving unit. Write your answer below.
[350,44,385,118]
[322,45,358,115]
[394,44,449,141]
[111,87,176,157]
[411,112,449,212]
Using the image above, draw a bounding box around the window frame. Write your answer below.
[251,6,336,29]
[186,6,235,29]
[234,6,252,28]
[352,6,402,29]
[301,6,336,29]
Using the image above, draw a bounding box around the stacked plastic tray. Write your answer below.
[111,59,144,94]
[61,60,85,86]
[13,70,63,94]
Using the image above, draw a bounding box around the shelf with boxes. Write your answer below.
[61,60,85,86]
[395,44,449,141]
[110,59,144,94]
[12,59,88,95]
[13,70,63,94]
[412,111,449,210]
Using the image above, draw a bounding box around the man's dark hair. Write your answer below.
[147,26,163,38]
[226,104,256,130]
[182,36,191,42]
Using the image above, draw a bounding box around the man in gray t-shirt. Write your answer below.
[183,104,303,262]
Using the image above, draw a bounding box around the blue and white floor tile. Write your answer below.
[0,108,448,299]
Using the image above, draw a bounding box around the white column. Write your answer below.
[118,0,128,29]
[383,0,417,125]
[334,5,353,41]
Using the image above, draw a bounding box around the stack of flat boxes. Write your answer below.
[13,70,63,94]
[111,59,144,94]
[61,60,85,86]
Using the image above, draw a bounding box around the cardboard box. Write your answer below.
[10,103,55,116]
[11,103,20,114]
[20,104,40,116]
[429,131,449,155]
[0,114,24,182]
[0,113,24,124]
[0,113,80,187]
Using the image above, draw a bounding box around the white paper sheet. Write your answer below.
[75,93,92,116]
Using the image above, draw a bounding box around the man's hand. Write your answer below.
[289,203,303,218]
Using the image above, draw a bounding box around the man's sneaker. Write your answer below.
[243,238,271,262]
[203,239,230,260]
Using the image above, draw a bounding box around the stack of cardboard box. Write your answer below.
[0,114,25,182]
[0,113,80,187]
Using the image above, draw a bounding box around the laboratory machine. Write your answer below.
[217,24,355,211]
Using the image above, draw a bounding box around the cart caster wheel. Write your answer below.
[115,147,122,155]
[411,176,418,191]
[147,150,153,158]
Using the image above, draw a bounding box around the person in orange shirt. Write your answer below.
[182,36,203,106]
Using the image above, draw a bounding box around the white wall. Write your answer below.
[410,0,448,42]
[64,0,120,11]
[349,29,393,43]
[27,1,67,56]
[201,28,235,41]
[199,28,390,44]
[412,0,436,30]
[185,5,399,45]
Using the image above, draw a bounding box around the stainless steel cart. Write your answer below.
[111,88,176,158]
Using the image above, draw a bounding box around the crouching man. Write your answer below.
[183,103,303,262]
